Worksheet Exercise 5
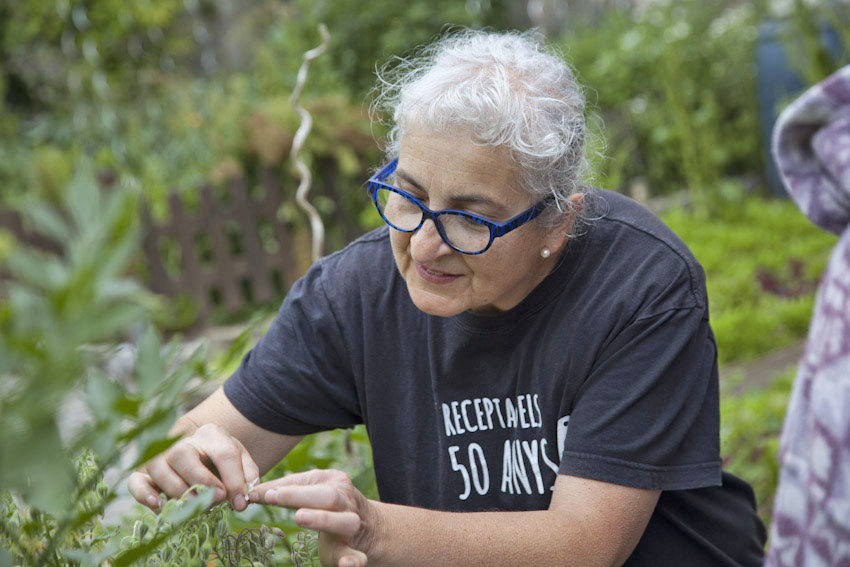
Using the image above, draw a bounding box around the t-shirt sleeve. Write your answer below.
[558,306,722,491]
[223,261,362,435]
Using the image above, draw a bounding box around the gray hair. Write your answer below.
[371,29,592,230]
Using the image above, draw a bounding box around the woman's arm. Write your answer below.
[252,470,659,567]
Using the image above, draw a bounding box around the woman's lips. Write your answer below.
[415,262,461,284]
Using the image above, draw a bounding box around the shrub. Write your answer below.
[565,1,763,204]
[721,367,795,526]
[662,191,837,364]
[0,165,296,566]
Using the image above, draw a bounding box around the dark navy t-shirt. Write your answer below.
[224,190,766,566]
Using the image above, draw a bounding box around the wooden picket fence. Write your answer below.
[141,169,300,323]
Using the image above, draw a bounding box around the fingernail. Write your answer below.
[296,510,315,525]
[214,488,225,501]
[248,491,258,502]
[146,495,158,508]
[232,495,246,510]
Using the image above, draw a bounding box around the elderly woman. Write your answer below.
[129,30,766,566]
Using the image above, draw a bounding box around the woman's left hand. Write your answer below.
[249,469,380,567]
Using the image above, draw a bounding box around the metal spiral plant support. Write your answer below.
[290,24,330,263]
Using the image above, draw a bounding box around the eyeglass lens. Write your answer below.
[375,188,491,253]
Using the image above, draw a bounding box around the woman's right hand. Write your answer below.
[127,423,260,512]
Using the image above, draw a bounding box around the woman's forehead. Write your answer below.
[397,129,519,186]
[396,131,531,211]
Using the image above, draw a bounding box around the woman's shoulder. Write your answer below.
[319,226,394,274]
[589,190,696,258]
[303,226,404,306]
[579,189,708,312]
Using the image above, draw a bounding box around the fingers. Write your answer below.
[296,509,362,538]
[127,471,163,511]
[325,542,368,567]
[251,469,348,500]
[146,456,194,499]
[131,424,261,512]
[242,448,260,487]
[263,484,349,510]
[250,470,372,567]
[191,424,251,508]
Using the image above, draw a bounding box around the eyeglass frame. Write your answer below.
[366,158,551,255]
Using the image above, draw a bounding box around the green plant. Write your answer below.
[0,459,287,567]
[565,1,763,203]
[0,164,297,566]
[289,532,320,567]
[1,161,154,514]
[662,191,837,364]
[776,0,850,86]
[721,367,795,526]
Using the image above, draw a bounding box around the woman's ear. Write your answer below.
[545,193,584,255]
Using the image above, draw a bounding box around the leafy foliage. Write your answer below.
[721,367,795,526]
[662,189,837,364]
[256,0,518,99]
[0,168,291,566]
[1,162,151,512]
[566,1,763,204]
[776,0,850,85]
[0,463,285,567]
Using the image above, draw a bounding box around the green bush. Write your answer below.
[662,191,837,364]
[0,166,302,566]
[721,367,795,526]
[565,1,763,204]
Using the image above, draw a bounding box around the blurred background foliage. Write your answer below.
[2,0,848,218]
[1,0,849,561]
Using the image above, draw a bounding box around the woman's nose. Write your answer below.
[410,218,453,262]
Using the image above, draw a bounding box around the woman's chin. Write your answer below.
[407,286,466,318]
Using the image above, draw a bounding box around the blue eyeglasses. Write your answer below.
[366,159,550,255]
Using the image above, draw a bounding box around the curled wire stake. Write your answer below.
[290,23,330,263]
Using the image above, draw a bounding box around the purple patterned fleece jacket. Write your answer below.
[766,64,850,567]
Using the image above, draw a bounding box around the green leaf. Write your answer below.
[110,489,216,567]
[64,163,101,239]
[24,203,73,244]
[130,435,181,470]
[77,303,148,344]
[160,487,217,524]
[86,369,123,417]
[64,492,116,536]
[62,541,121,567]
[135,325,165,398]
[157,343,206,409]
[5,424,76,513]
[113,395,142,416]
[5,250,67,292]
[83,420,123,459]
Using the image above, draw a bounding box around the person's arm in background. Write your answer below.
[127,386,303,512]
[251,469,659,567]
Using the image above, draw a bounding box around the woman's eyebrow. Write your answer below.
[395,170,426,193]
[395,169,507,213]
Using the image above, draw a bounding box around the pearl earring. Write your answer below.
[540,248,551,259]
